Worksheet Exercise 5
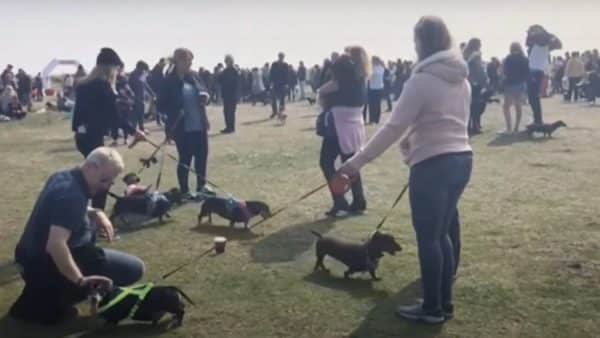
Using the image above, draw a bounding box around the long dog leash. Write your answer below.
[375,183,409,231]
[159,181,329,280]
[249,182,329,229]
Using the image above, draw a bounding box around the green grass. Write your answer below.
[0,98,599,338]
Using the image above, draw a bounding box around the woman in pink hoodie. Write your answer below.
[331,16,472,324]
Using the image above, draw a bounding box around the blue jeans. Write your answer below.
[527,70,545,124]
[102,249,145,286]
[409,152,472,312]
[174,130,209,193]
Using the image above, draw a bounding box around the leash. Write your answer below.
[135,135,229,195]
[154,146,166,190]
[159,182,328,280]
[249,182,329,229]
[374,183,409,231]
[161,245,216,280]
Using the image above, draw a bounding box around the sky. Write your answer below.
[2,0,599,74]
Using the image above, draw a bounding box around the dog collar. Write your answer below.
[98,282,154,319]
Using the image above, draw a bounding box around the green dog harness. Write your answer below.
[98,282,154,319]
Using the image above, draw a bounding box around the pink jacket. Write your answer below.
[344,50,472,172]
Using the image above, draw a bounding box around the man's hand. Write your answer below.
[90,210,114,242]
[205,120,211,131]
[79,275,113,291]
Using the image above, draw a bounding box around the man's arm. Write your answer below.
[45,225,84,285]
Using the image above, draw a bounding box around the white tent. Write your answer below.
[41,58,80,89]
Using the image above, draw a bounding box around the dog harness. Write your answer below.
[225,197,252,223]
[98,282,154,319]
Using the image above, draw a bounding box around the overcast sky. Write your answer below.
[3,0,599,73]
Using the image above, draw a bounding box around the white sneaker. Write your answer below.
[497,130,512,135]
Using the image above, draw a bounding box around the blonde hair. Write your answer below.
[344,45,371,79]
[85,147,125,172]
[79,64,118,91]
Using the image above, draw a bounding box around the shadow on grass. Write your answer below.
[47,146,77,154]
[190,224,260,241]
[75,322,171,338]
[113,217,175,237]
[250,217,337,263]
[241,117,272,126]
[303,271,390,300]
[0,314,101,338]
[487,132,551,147]
[349,279,444,338]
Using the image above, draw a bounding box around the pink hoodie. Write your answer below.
[344,50,472,172]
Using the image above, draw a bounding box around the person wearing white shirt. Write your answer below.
[364,56,385,124]
[526,25,562,124]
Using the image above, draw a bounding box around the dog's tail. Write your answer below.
[107,191,122,200]
[169,286,195,306]
[310,230,322,238]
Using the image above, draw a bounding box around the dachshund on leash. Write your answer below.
[311,230,402,280]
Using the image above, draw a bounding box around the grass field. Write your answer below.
[0,97,599,338]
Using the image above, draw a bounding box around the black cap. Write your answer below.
[96,47,123,67]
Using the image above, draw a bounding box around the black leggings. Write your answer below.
[527,70,545,124]
[469,84,483,132]
[319,136,365,208]
[75,133,108,210]
[174,131,209,193]
[364,89,383,123]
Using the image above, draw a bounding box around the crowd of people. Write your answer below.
[5,15,599,330]
[0,65,43,121]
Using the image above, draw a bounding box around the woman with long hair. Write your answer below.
[317,46,370,216]
[501,42,529,133]
[72,47,141,209]
[331,16,472,323]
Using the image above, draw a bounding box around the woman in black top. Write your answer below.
[502,42,529,133]
[317,46,369,216]
[72,48,140,209]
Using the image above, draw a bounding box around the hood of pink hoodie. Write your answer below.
[418,53,469,84]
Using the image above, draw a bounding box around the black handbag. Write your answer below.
[316,111,335,137]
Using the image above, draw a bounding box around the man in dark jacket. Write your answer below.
[128,61,150,132]
[218,55,240,134]
[297,61,307,100]
[269,52,289,118]
[148,58,166,125]
[16,69,33,111]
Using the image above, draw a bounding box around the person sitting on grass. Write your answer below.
[9,147,145,325]
[0,85,26,120]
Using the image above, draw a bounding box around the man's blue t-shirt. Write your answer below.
[15,168,95,264]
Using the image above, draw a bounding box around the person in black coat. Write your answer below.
[148,58,166,125]
[269,52,289,118]
[72,47,141,209]
[218,55,240,134]
[158,48,215,199]
[128,61,150,132]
